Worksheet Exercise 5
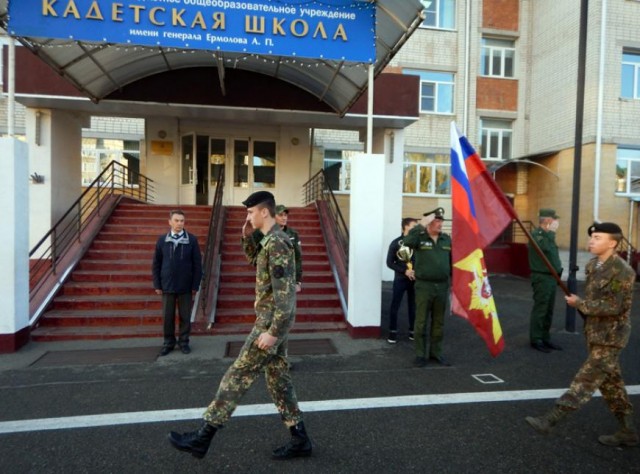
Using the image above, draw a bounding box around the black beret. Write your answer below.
[588,222,622,236]
[423,207,445,220]
[242,191,275,208]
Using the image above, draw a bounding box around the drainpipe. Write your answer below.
[593,0,607,223]
[8,37,15,137]
[463,0,471,135]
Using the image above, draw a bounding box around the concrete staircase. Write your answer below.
[30,202,347,341]
[212,206,347,334]
[30,203,210,341]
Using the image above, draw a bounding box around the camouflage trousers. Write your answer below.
[203,327,303,427]
[556,343,634,416]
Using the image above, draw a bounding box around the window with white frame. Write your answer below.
[323,149,361,192]
[622,51,640,99]
[480,119,512,160]
[420,0,455,30]
[81,138,140,186]
[403,152,451,196]
[616,148,640,195]
[404,69,455,114]
[481,38,515,78]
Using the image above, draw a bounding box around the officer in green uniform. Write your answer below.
[528,208,563,353]
[168,191,312,460]
[275,204,303,292]
[526,222,638,447]
[402,207,452,367]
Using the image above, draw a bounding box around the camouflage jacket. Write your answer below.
[242,226,302,283]
[244,224,296,338]
[576,255,635,348]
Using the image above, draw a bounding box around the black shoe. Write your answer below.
[168,422,217,459]
[180,344,191,354]
[387,332,397,344]
[272,421,312,460]
[531,341,551,353]
[543,340,563,351]
[160,345,174,356]
[409,331,415,341]
[429,356,451,367]
[413,357,427,367]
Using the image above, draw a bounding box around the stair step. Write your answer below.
[216,293,341,309]
[71,271,153,282]
[214,307,344,323]
[50,295,161,311]
[220,271,335,283]
[219,282,336,295]
[36,309,162,327]
[60,282,155,296]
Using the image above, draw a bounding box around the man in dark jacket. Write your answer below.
[385,217,417,344]
[153,209,202,356]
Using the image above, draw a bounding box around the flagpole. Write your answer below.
[510,216,570,296]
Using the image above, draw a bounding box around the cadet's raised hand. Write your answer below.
[420,214,435,228]
[242,217,253,237]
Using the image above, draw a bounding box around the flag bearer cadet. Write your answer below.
[167,191,312,460]
[526,222,638,447]
[402,208,452,367]
[528,208,563,353]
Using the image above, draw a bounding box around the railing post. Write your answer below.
[51,227,57,275]
[77,201,82,242]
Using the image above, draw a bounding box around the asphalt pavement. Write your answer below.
[1,275,640,473]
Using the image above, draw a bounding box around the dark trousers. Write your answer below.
[414,280,448,359]
[162,292,192,346]
[529,273,557,343]
[388,277,415,333]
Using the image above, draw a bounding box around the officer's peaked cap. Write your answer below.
[423,207,445,220]
[242,191,275,208]
[539,208,559,218]
[588,222,622,236]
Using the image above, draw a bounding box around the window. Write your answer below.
[81,138,140,186]
[420,0,455,30]
[404,69,454,114]
[622,51,640,99]
[480,119,512,160]
[616,148,640,195]
[323,149,361,192]
[481,38,515,78]
[403,152,451,196]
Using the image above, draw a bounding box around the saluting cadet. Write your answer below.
[528,208,564,353]
[402,208,452,367]
[526,222,638,447]
[168,191,312,460]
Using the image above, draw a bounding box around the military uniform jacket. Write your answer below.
[243,224,297,339]
[402,224,451,282]
[243,226,302,284]
[283,226,303,284]
[576,255,635,349]
[528,227,563,274]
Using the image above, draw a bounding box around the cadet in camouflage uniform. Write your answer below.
[526,222,639,447]
[168,191,312,460]
[275,204,303,292]
[528,208,564,353]
[402,208,452,367]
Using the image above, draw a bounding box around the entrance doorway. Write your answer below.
[180,134,227,205]
[232,138,276,204]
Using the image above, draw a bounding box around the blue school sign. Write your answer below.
[8,0,376,63]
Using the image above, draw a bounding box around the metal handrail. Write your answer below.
[196,167,226,328]
[29,160,155,324]
[302,169,350,311]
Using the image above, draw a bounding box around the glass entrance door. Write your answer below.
[232,139,276,204]
[179,133,196,204]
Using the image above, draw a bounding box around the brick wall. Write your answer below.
[476,77,518,111]
[483,0,519,31]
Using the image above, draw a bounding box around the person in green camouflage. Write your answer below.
[275,204,303,292]
[526,221,639,447]
[168,191,312,460]
[528,208,564,353]
[402,207,452,367]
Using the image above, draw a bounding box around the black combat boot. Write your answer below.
[272,421,312,460]
[168,422,217,459]
[525,405,571,434]
[598,413,640,447]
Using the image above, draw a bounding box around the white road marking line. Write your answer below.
[1,385,639,434]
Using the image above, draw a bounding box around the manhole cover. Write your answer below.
[30,347,160,367]
[225,338,337,358]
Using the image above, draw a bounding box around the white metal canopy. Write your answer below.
[0,0,424,116]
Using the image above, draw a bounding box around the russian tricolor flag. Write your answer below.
[450,122,515,357]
